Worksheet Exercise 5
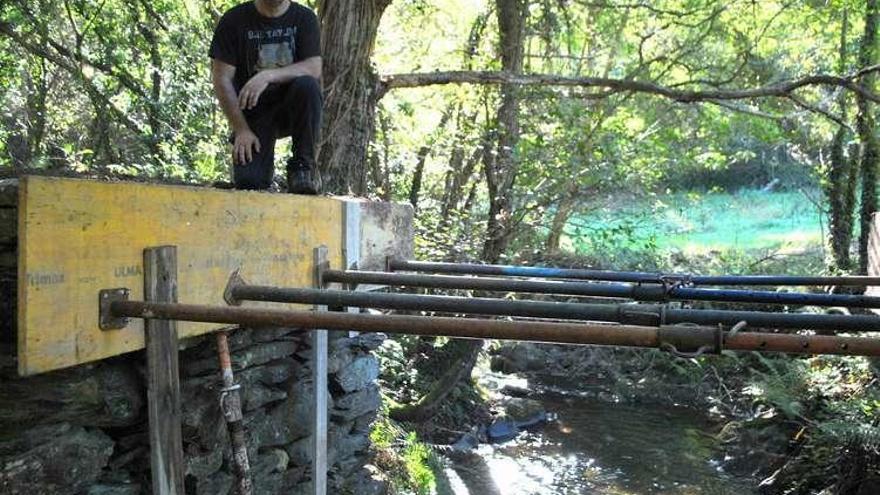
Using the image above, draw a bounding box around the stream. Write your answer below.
[439,380,757,494]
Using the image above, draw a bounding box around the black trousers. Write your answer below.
[232,75,322,190]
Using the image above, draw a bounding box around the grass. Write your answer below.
[370,412,438,495]
[563,189,824,257]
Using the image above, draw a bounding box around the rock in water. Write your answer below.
[501,397,547,429]
[487,419,520,443]
[487,397,549,443]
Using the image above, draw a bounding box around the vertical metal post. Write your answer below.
[311,246,329,495]
[343,201,362,336]
[144,246,184,495]
[343,201,361,273]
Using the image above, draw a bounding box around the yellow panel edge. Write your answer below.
[17,175,345,376]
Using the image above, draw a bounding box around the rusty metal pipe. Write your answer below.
[322,269,880,308]
[215,331,253,495]
[388,259,880,287]
[109,300,880,357]
[227,285,880,332]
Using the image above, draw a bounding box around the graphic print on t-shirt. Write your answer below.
[248,26,297,72]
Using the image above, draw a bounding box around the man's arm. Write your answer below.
[269,56,322,82]
[238,56,322,110]
[211,59,261,165]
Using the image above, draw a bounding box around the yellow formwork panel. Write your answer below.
[17,176,344,375]
[869,213,880,305]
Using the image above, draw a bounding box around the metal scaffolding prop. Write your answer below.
[223,284,880,333]
[322,269,880,309]
[99,253,880,495]
[102,264,880,357]
[387,258,880,287]
[215,331,254,495]
[108,301,880,357]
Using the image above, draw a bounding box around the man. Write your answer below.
[209,0,322,194]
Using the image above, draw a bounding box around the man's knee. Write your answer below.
[233,164,273,190]
[287,76,321,99]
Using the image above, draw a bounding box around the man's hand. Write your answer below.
[238,70,275,110]
[233,127,261,165]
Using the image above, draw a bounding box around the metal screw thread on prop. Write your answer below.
[216,330,254,495]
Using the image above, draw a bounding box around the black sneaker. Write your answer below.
[286,159,321,195]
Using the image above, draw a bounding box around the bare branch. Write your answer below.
[378,69,880,105]
[572,0,711,19]
[706,99,786,121]
[786,94,853,131]
[854,63,880,79]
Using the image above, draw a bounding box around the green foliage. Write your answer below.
[370,0,862,269]
[375,337,423,405]
[1,0,228,179]
[744,354,810,420]
[401,432,436,494]
[369,414,439,494]
[737,354,880,490]
[566,189,824,257]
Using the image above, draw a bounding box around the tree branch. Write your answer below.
[9,2,149,99]
[0,21,146,138]
[786,93,853,131]
[378,69,880,105]
[706,99,786,121]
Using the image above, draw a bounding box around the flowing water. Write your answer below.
[440,391,757,495]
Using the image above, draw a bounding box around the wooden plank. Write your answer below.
[868,212,880,303]
[311,246,328,495]
[144,246,184,495]
[17,176,345,375]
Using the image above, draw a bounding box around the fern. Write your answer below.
[817,420,880,452]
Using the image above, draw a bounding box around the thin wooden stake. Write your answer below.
[144,246,184,495]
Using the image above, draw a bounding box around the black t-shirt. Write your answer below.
[209,1,320,92]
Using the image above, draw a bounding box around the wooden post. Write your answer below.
[311,246,329,495]
[144,246,184,495]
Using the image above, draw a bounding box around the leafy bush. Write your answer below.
[740,355,880,492]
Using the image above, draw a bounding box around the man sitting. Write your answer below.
[209,0,322,194]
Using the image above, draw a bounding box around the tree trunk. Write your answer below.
[388,3,526,423]
[388,339,481,422]
[409,146,429,210]
[858,0,879,274]
[482,0,527,263]
[828,126,858,272]
[827,9,857,272]
[546,184,581,252]
[317,0,392,195]
[409,108,453,210]
[25,57,49,162]
[138,8,164,165]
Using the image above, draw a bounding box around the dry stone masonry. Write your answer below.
[0,326,386,494]
[0,179,389,494]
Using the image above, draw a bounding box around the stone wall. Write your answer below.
[1,326,385,494]
[0,179,387,494]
